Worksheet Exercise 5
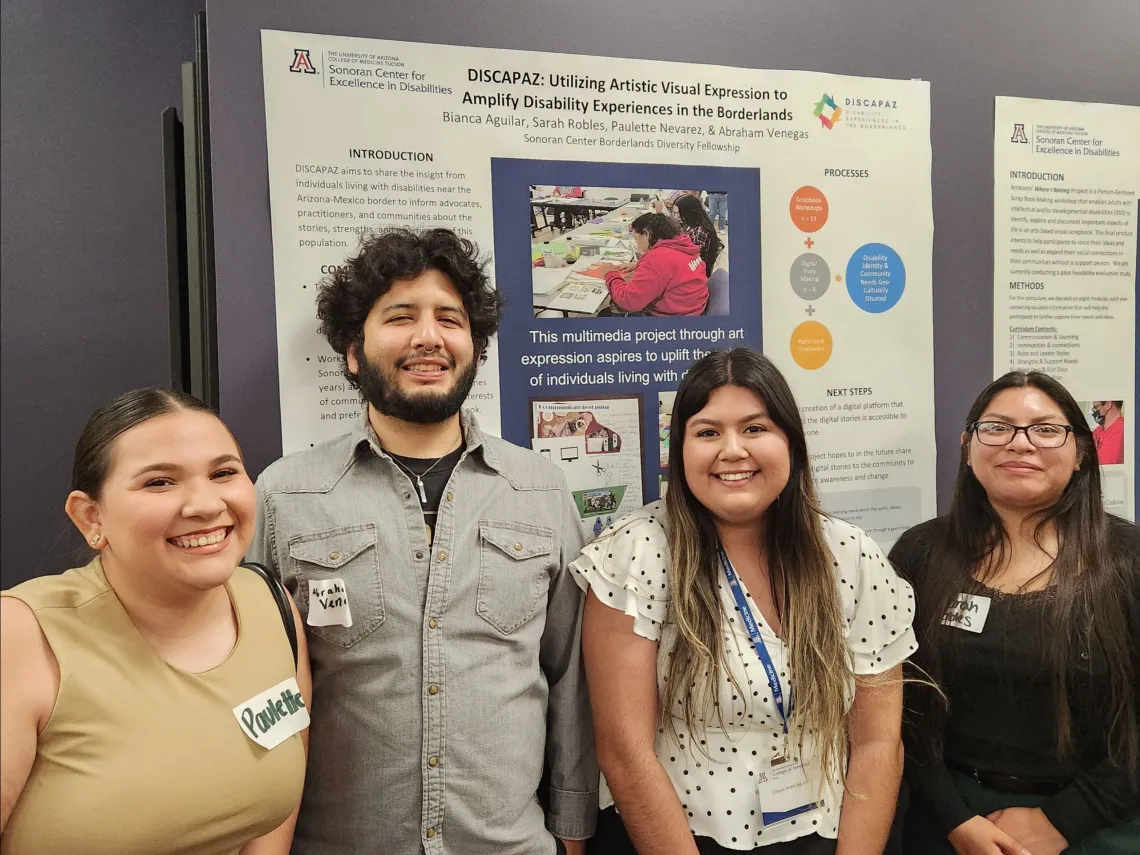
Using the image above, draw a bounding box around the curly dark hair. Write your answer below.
[316,228,504,389]
[629,212,680,246]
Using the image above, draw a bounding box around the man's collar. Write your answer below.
[344,409,503,474]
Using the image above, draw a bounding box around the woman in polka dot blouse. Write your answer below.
[571,348,918,855]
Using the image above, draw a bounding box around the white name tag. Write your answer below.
[233,677,310,750]
[757,757,819,827]
[307,578,353,628]
[942,593,991,633]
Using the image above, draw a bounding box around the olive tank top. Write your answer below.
[1,559,306,855]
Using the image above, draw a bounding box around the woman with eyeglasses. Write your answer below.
[892,371,1139,855]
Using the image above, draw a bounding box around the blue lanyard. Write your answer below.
[717,546,792,734]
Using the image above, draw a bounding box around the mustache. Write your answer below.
[396,350,455,369]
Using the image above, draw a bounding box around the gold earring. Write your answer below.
[90,534,101,547]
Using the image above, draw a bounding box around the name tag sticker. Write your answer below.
[233,677,309,750]
[942,593,991,633]
[307,578,353,628]
[757,757,819,827]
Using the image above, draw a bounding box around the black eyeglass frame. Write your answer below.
[968,421,1074,448]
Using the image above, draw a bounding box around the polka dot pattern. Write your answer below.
[571,503,918,848]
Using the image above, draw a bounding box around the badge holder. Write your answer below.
[718,547,820,829]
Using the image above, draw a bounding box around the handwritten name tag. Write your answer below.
[942,593,991,633]
[308,578,353,628]
[233,677,309,750]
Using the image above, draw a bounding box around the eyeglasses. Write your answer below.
[969,421,1073,448]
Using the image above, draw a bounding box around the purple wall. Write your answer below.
[0,1,197,586]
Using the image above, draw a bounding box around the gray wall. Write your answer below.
[0,1,197,587]
[205,0,1139,502]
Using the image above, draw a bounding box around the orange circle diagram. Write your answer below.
[790,321,833,370]
[789,186,829,233]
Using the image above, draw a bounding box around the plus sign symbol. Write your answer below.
[804,237,815,249]
[805,305,816,316]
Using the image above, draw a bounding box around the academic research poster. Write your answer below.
[994,96,1139,520]
[261,30,936,544]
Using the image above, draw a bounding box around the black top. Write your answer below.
[890,515,1140,843]
[388,445,464,544]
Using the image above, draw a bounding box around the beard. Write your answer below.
[356,348,477,424]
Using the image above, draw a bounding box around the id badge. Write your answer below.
[757,755,818,827]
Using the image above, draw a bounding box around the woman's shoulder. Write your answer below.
[1107,514,1140,555]
[1107,515,1140,587]
[578,501,669,562]
[571,501,670,640]
[819,516,920,673]
[2,560,111,613]
[886,517,948,571]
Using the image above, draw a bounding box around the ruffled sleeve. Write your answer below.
[824,517,919,675]
[569,501,669,642]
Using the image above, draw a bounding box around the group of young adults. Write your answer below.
[0,226,1135,855]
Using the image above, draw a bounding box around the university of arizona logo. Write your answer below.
[1010,123,1029,144]
[290,49,316,74]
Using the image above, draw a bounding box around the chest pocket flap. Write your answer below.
[477,521,555,635]
[480,523,554,561]
[289,526,376,569]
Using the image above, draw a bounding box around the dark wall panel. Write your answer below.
[1,1,197,586]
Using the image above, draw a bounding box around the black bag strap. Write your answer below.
[241,562,299,667]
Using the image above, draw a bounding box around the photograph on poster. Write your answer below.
[1081,399,1126,466]
[530,185,729,319]
[659,390,677,470]
[530,395,644,536]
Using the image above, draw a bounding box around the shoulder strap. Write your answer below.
[240,562,299,667]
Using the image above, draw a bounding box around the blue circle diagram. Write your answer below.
[846,243,905,313]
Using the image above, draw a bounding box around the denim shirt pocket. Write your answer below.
[289,523,384,648]
[477,521,555,635]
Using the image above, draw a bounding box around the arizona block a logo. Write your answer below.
[290,49,317,74]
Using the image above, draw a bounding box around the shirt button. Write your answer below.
[426,827,436,838]
[446,491,453,502]
[416,551,424,560]
[428,618,438,629]
[428,755,439,767]
[514,542,523,552]
[428,684,439,695]
[329,551,340,561]
[437,551,448,561]
[404,491,412,500]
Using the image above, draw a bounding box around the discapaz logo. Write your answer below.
[290,48,317,74]
[813,94,842,130]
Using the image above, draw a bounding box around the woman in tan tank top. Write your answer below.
[0,389,311,855]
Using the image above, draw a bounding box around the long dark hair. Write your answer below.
[906,371,1136,775]
[662,348,852,787]
[675,194,723,275]
[73,388,217,500]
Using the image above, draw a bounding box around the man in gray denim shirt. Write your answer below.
[248,229,598,854]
